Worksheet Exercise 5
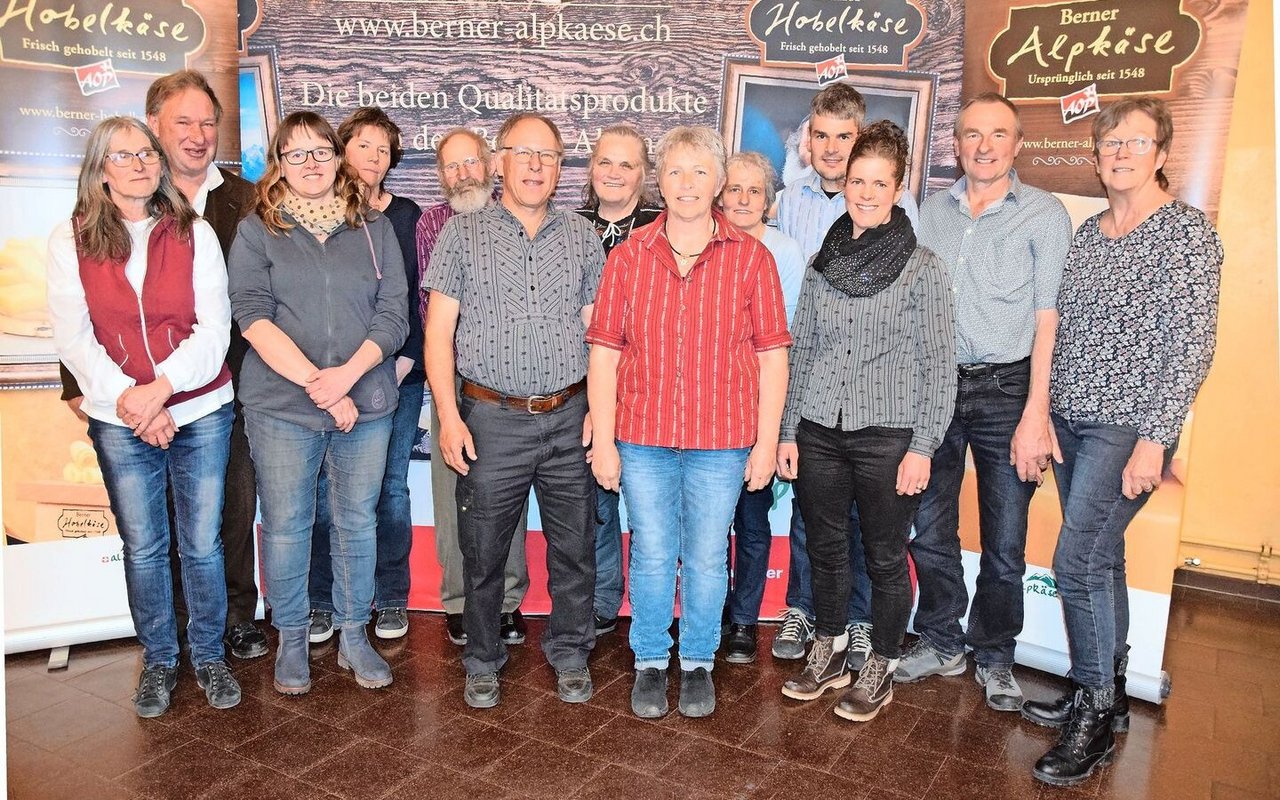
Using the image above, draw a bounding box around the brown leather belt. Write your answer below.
[461,378,586,415]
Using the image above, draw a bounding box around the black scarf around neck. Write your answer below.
[811,205,916,297]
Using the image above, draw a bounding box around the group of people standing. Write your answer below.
[48,67,1221,791]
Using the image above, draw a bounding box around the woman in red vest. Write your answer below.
[47,116,240,719]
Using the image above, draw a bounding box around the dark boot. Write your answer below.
[1021,653,1130,732]
[337,626,393,689]
[1032,686,1117,787]
[274,627,312,695]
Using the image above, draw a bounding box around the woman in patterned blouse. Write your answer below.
[1026,97,1222,788]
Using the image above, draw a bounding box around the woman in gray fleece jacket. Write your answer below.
[228,111,408,697]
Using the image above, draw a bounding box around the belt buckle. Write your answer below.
[526,394,551,414]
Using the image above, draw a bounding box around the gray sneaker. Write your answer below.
[309,610,334,644]
[975,664,1023,711]
[846,621,873,672]
[374,608,409,639]
[133,664,178,718]
[770,607,815,660]
[464,671,501,708]
[892,638,966,683]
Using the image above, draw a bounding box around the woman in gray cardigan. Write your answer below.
[228,111,408,696]
[776,121,955,723]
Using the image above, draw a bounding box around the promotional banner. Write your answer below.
[0,0,243,652]
[0,0,1253,703]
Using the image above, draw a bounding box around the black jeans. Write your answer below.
[794,419,920,659]
[456,390,596,675]
[909,360,1038,667]
[788,417,921,655]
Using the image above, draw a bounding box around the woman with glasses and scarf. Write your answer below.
[48,116,240,718]
[777,121,955,723]
[228,111,408,697]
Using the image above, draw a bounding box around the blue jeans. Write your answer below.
[310,380,422,612]
[593,488,625,619]
[910,362,1039,667]
[619,442,749,671]
[784,502,871,624]
[89,403,233,668]
[1051,414,1172,689]
[246,409,393,631]
[726,478,776,625]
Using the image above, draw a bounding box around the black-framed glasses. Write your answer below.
[1097,137,1155,156]
[442,156,482,174]
[501,146,562,166]
[104,149,162,167]
[280,147,336,165]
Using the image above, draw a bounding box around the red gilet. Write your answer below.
[75,216,231,406]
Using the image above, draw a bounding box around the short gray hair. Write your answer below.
[724,151,778,209]
[654,125,726,184]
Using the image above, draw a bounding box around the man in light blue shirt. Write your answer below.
[895,93,1071,713]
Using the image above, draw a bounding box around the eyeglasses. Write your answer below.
[280,147,336,165]
[104,149,162,167]
[442,157,482,174]
[1097,137,1155,156]
[501,146,562,166]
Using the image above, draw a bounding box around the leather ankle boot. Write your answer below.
[1021,653,1130,732]
[274,626,312,695]
[338,625,393,688]
[1032,686,1117,787]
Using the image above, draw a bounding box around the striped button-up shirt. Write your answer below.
[586,210,792,450]
[782,247,956,457]
[425,201,604,396]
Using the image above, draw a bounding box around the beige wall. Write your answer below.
[1178,0,1280,580]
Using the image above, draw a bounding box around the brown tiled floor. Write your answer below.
[6,586,1279,800]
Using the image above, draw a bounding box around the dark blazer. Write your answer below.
[60,167,256,400]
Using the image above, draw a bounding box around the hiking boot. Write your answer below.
[374,608,409,640]
[782,633,850,701]
[1032,686,1118,787]
[724,623,757,664]
[975,664,1023,712]
[274,626,312,695]
[195,661,242,710]
[892,638,966,683]
[770,607,814,660]
[846,621,873,672]
[835,652,897,722]
[632,668,669,718]
[133,664,178,718]
[1022,654,1130,732]
[308,610,334,644]
[337,626,393,689]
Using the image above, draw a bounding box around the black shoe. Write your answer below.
[724,623,757,664]
[631,668,669,718]
[133,664,178,719]
[500,610,526,644]
[446,613,467,646]
[556,666,594,703]
[1032,687,1118,787]
[224,621,269,660]
[595,614,618,635]
[464,671,501,709]
[1023,657,1130,732]
[679,668,715,717]
[195,661,242,710]
[309,610,334,644]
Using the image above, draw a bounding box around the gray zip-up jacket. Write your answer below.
[228,210,409,430]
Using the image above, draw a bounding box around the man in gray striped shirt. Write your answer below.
[424,112,605,710]
[895,93,1072,711]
